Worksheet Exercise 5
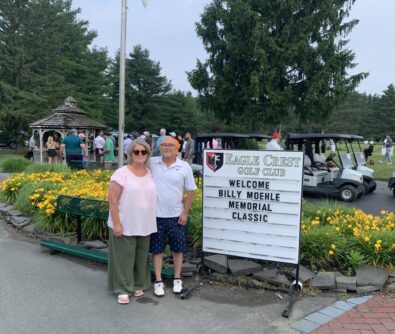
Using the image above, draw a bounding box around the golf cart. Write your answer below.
[192,133,271,173]
[346,135,377,194]
[389,172,395,197]
[286,133,364,202]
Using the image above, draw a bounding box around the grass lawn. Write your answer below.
[337,143,394,181]
[366,147,394,180]
[0,150,24,172]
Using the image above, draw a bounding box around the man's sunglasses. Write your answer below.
[132,149,148,156]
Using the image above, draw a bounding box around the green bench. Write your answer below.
[41,240,108,263]
[40,195,109,261]
[40,195,174,278]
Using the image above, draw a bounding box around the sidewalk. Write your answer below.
[293,294,395,334]
[312,294,395,334]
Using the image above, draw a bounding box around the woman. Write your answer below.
[45,136,58,164]
[107,139,157,304]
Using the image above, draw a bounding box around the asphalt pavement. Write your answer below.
[305,181,394,216]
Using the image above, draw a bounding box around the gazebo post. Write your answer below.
[39,129,43,164]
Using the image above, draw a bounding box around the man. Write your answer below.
[152,128,166,156]
[102,132,115,169]
[143,131,152,147]
[123,134,132,160]
[266,132,283,151]
[384,135,393,164]
[150,136,196,296]
[183,132,195,164]
[25,134,36,160]
[60,128,86,168]
[94,132,105,163]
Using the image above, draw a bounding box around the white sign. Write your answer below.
[203,150,304,264]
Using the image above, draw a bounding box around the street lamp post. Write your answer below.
[118,0,127,167]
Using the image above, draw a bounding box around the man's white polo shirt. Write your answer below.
[150,156,197,218]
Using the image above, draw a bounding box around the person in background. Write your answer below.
[107,139,157,304]
[94,132,105,163]
[177,135,183,158]
[329,139,336,153]
[123,135,133,160]
[181,135,188,159]
[266,132,283,151]
[60,128,86,168]
[150,136,196,297]
[152,128,166,156]
[45,136,58,164]
[78,133,88,161]
[383,135,393,164]
[25,134,36,160]
[143,131,152,148]
[212,137,219,149]
[102,132,115,169]
[183,132,195,164]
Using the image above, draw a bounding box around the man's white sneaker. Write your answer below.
[173,279,183,294]
[153,282,165,297]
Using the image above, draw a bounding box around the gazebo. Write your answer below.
[29,97,107,163]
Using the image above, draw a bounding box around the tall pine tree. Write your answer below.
[188,0,367,131]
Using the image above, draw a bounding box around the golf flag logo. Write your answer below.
[206,152,224,172]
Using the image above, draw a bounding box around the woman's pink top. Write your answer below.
[107,166,157,236]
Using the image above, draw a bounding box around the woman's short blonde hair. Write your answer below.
[127,139,151,167]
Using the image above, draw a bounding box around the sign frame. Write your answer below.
[200,148,304,317]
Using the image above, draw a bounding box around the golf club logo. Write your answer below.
[206,152,223,172]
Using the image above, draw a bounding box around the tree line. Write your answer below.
[0,0,393,144]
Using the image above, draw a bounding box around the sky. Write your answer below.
[72,0,395,96]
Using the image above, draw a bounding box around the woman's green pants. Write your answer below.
[108,229,151,295]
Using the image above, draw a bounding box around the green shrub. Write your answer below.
[34,211,75,235]
[187,212,202,251]
[302,199,353,225]
[300,225,346,270]
[81,217,108,240]
[1,157,32,172]
[13,181,62,215]
[350,231,395,267]
[25,163,71,174]
[345,250,365,275]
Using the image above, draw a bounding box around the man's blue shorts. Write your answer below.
[150,217,187,254]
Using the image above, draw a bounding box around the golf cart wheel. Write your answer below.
[339,185,357,202]
[369,181,376,193]
[362,181,369,195]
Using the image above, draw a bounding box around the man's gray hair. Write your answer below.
[69,128,77,135]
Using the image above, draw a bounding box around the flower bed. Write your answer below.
[1,171,395,271]
[1,170,111,239]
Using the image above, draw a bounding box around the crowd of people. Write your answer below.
[26,128,197,169]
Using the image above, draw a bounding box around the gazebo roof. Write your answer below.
[30,96,106,130]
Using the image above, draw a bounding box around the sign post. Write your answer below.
[202,149,304,316]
